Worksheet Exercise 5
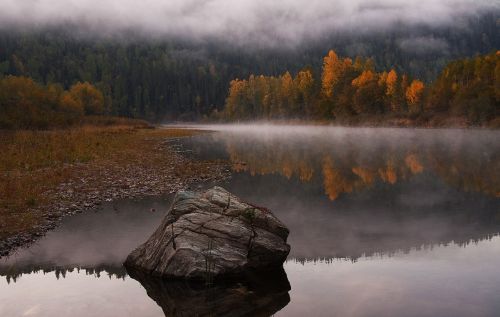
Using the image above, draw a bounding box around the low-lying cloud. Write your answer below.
[399,36,451,55]
[0,0,497,46]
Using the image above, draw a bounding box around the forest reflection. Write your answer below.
[195,128,500,200]
[179,127,500,260]
[1,265,127,284]
[2,127,499,281]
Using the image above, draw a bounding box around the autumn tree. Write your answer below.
[221,50,498,126]
[400,74,410,112]
[294,69,315,117]
[352,70,384,114]
[406,80,425,114]
[68,82,105,115]
[225,79,248,120]
[352,70,375,88]
[319,50,354,118]
[0,76,53,128]
[0,76,106,128]
[322,50,340,99]
[321,50,352,99]
[428,51,500,122]
[59,92,84,115]
[385,69,400,112]
[280,72,295,116]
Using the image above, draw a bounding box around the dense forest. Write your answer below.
[0,11,498,121]
[222,51,500,125]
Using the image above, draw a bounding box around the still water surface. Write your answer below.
[1,125,499,316]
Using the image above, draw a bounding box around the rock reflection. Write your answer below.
[127,267,291,317]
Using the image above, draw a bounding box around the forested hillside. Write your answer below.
[0,12,497,121]
[222,51,500,126]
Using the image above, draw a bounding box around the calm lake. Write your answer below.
[1,125,499,316]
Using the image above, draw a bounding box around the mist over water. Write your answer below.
[180,125,500,259]
[1,125,499,316]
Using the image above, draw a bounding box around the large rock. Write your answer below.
[124,186,290,280]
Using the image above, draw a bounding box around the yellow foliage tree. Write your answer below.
[352,70,375,87]
[281,72,294,106]
[59,92,84,115]
[68,82,105,115]
[386,69,398,96]
[295,69,314,99]
[386,69,399,112]
[378,71,388,87]
[225,79,247,119]
[406,80,425,113]
[295,69,315,116]
[321,50,351,99]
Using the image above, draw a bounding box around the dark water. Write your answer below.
[1,125,499,316]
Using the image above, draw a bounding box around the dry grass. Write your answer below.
[0,123,212,240]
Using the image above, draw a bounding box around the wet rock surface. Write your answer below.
[125,186,290,279]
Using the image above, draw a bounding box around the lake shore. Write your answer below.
[207,114,500,129]
[0,124,229,257]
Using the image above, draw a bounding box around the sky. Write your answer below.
[0,0,497,46]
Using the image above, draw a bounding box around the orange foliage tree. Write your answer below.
[68,82,105,115]
[222,50,498,125]
[0,76,106,129]
[406,80,425,113]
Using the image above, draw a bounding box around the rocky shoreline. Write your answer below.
[0,134,230,257]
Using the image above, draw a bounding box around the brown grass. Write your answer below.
[0,122,213,240]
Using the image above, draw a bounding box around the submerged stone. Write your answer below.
[124,186,290,280]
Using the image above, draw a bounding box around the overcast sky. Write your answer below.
[0,0,497,46]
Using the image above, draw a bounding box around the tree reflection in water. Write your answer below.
[1,126,500,316]
[184,127,499,200]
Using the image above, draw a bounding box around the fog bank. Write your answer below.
[0,0,497,46]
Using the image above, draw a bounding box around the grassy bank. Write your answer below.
[0,121,227,249]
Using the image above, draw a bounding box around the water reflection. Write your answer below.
[127,267,290,317]
[182,126,499,200]
[181,126,500,260]
[0,197,170,280]
[2,265,127,284]
[1,125,500,317]
[0,195,291,317]
[281,237,500,317]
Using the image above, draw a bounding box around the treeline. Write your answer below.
[222,51,500,125]
[0,12,497,120]
[428,52,500,122]
[0,34,231,121]
[0,76,104,129]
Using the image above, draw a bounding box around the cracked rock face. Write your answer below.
[124,186,290,279]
